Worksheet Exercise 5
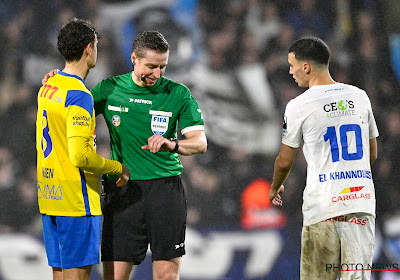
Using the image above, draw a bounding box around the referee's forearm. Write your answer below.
[177,134,207,155]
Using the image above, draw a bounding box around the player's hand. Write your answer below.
[116,164,130,187]
[269,185,285,206]
[42,69,59,85]
[141,135,175,153]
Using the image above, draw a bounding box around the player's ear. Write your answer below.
[84,43,92,57]
[303,62,311,74]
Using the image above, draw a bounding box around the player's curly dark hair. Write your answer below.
[131,31,169,58]
[289,37,331,66]
[57,18,99,62]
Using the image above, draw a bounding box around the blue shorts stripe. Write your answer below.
[79,169,91,216]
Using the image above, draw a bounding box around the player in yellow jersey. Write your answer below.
[36,18,130,280]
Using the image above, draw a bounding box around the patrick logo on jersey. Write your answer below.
[331,185,371,203]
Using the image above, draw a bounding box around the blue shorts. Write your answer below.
[41,215,101,269]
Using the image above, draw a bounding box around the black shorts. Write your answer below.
[101,176,186,264]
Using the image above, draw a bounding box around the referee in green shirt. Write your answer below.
[95,31,206,280]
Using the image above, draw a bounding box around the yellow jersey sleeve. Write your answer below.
[65,90,122,174]
[68,136,122,174]
[65,90,94,138]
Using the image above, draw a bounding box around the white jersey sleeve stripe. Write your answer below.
[181,125,205,135]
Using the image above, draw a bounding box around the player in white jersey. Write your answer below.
[269,37,378,280]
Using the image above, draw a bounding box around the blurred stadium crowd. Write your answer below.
[1,0,400,267]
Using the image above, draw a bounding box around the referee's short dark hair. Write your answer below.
[131,31,170,58]
[289,37,331,66]
[58,18,99,62]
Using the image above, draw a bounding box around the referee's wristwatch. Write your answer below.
[169,138,179,153]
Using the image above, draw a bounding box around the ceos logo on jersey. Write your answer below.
[324,100,356,119]
[323,100,354,112]
[150,110,172,135]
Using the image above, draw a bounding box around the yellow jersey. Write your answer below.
[37,71,109,216]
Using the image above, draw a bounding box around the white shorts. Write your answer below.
[300,213,375,280]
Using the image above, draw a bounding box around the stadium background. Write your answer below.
[1,0,400,279]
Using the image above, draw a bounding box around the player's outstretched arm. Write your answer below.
[68,136,130,186]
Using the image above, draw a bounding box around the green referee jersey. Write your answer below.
[91,73,204,180]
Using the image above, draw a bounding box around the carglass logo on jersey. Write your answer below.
[322,215,367,226]
[331,185,370,203]
[37,181,63,201]
[324,100,355,118]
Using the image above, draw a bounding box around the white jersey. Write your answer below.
[282,83,379,226]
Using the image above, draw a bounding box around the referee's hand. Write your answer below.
[142,135,175,153]
[42,69,59,85]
